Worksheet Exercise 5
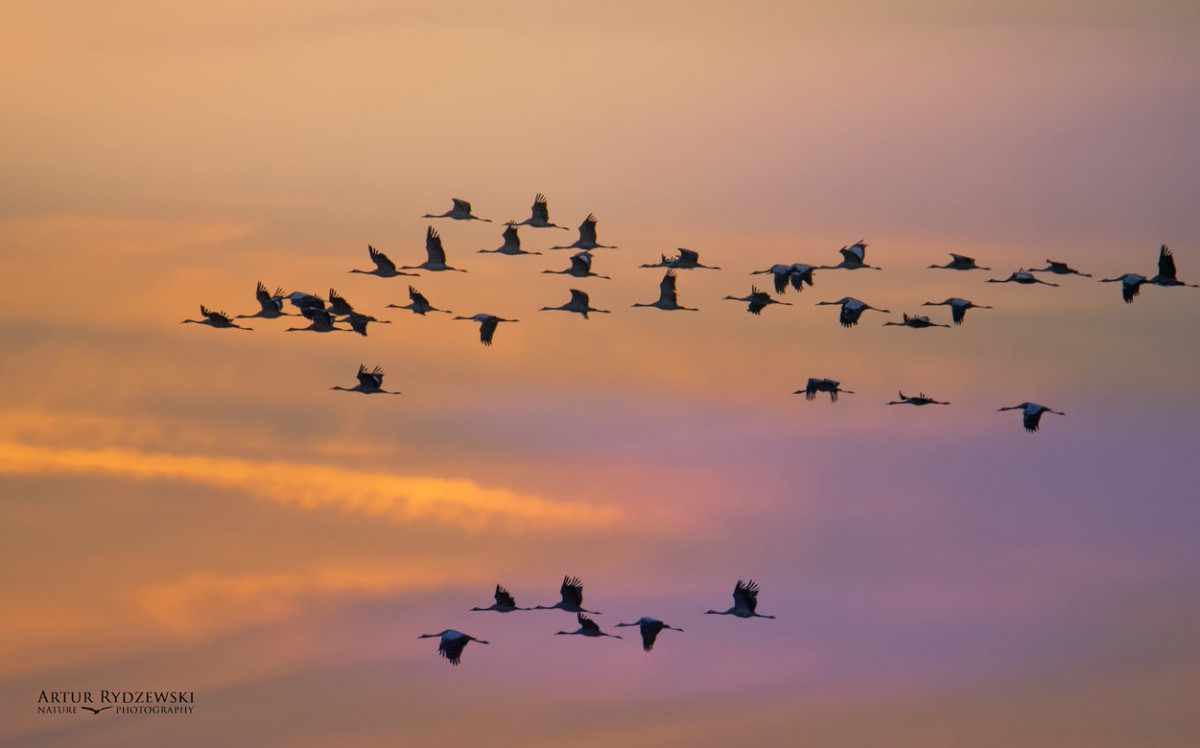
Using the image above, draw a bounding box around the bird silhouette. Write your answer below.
[478,222,541,256]
[987,269,1058,286]
[750,263,816,294]
[400,227,467,272]
[453,313,518,346]
[181,306,252,330]
[550,214,616,250]
[1029,260,1091,277]
[1147,245,1196,288]
[705,579,776,619]
[723,286,791,315]
[283,291,326,311]
[470,584,529,612]
[640,248,720,270]
[921,297,992,325]
[815,297,890,328]
[540,289,610,319]
[80,706,113,715]
[349,245,420,278]
[325,288,356,317]
[534,575,599,614]
[513,193,569,230]
[423,198,491,222]
[346,312,390,337]
[882,313,950,329]
[386,286,452,316]
[285,307,349,333]
[1099,273,1149,303]
[887,391,950,406]
[614,617,683,652]
[330,365,400,395]
[796,378,854,402]
[632,270,698,311]
[542,250,610,279]
[236,282,293,319]
[554,613,622,639]
[998,402,1065,432]
[418,629,489,665]
[929,253,989,271]
[820,240,880,270]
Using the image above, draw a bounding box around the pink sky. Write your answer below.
[2,2,1199,745]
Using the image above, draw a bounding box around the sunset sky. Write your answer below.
[2,1,1199,745]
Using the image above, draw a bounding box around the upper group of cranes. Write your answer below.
[182,194,1194,433]
[421,576,772,665]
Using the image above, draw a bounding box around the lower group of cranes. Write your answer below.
[183,194,1193,436]
[421,577,773,665]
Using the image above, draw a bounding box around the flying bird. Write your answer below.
[1029,260,1091,277]
[1099,273,1149,303]
[236,282,292,319]
[796,378,854,402]
[285,307,348,333]
[386,286,452,316]
[542,250,610,279]
[513,193,569,230]
[330,365,400,395]
[453,313,518,346]
[815,297,890,328]
[423,198,491,222]
[540,289,610,319]
[181,306,252,330]
[614,617,683,651]
[921,297,992,325]
[550,214,616,250]
[470,584,529,613]
[821,240,880,270]
[632,270,698,311]
[478,222,540,255]
[1147,245,1197,288]
[705,579,776,619]
[987,270,1058,286]
[418,629,489,665]
[750,263,816,294]
[284,291,325,311]
[723,286,791,315]
[929,253,989,271]
[325,288,356,317]
[887,391,950,406]
[401,227,467,272]
[998,402,1065,432]
[349,245,419,278]
[554,613,622,639]
[346,311,390,337]
[640,248,720,270]
[883,313,950,329]
[533,575,600,614]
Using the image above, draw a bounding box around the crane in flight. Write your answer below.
[723,286,791,315]
[1099,273,1149,303]
[349,246,420,278]
[632,270,698,311]
[1147,245,1197,288]
[478,223,541,256]
[330,365,400,395]
[815,297,890,328]
[236,283,292,319]
[386,286,452,316]
[705,579,776,619]
[181,306,252,330]
[533,575,600,614]
[796,378,854,402]
[750,263,816,294]
[1029,260,1091,277]
[614,617,683,651]
[417,630,488,665]
[550,214,616,250]
[512,193,570,230]
[987,270,1058,286]
[542,251,610,279]
[554,613,622,640]
[998,402,1066,432]
[821,240,880,270]
[883,313,950,329]
[453,313,518,346]
[470,584,529,613]
[640,248,720,270]
[401,228,467,272]
[423,198,491,222]
[887,391,950,406]
[540,289,610,319]
[929,253,989,271]
[921,298,992,325]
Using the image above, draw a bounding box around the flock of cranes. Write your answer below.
[183,193,1195,436]
[420,577,771,665]
[179,192,1194,665]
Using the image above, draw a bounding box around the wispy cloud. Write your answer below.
[0,442,623,531]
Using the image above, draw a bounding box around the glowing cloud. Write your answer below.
[0,442,622,531]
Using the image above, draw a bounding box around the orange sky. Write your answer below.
[2,1,1199,746]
